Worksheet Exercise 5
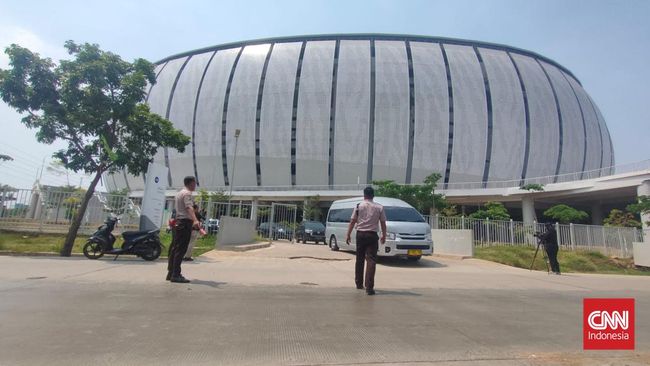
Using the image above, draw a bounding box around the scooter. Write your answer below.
[83,216,163,261]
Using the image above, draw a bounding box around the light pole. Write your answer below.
[227,129,241,216]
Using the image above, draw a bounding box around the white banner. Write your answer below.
[139,163,169,231]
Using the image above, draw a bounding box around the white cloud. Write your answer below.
[0,25,68,68]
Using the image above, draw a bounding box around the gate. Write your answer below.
[256,203,297,242]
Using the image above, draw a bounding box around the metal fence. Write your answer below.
[0,188,299,242]
[424,215,643,258]
[0,187,140,235]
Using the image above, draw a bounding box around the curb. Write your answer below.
[218,242,271,252]
[0,251,86,258]
[431,253,473,260]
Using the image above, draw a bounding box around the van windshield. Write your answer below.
[384,207,425,222]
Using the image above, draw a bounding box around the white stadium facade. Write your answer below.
[105,34,650,224]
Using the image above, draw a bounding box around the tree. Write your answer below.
[603,209,641,228]
[0,41,190,256]
[468,201,511,221]
[302,195,321,221]
[543,204,588,224]
[373,173,446,215]
[628,196,650,226]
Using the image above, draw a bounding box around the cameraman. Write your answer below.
[539,222,561,275]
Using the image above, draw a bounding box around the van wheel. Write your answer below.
[329,236,339,251]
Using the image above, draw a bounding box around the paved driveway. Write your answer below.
[0,243,648,365]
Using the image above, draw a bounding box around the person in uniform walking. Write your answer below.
[166,176,200,283]
[345,186,387,295]
[540,222,561,275]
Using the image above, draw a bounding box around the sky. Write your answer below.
[0,0,649,190]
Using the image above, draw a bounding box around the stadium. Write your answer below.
[107,34,616,204]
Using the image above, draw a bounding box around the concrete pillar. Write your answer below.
[638,180,650,239]
[250,198,258,222]
[591,203,604,225]
[522,196,537,224]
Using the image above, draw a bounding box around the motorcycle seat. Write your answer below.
[122,230,156,239]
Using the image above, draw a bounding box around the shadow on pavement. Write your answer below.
[378,257,447,269]
[190,280,228,289]
[374,289,422,297]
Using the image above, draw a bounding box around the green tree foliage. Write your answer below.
[603,209,641,228]
[440,204,460,217]
[0,41,190,256]
[302,195,321,221]
[627,196,650,226]
[373,173,446,215]
[468,202,511,221]
[520,183,544,192]
[543,204,589,224]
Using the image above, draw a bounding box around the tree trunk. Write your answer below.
[60,171,103,256]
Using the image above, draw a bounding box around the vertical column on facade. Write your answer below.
[439,43,454,188]
[327,40,340,187]
[290,42,307,186]
[474,47,494,188]
[537,60,564,182]
[221,48,245,187]
[255,44,275,187]
[405,41,416,184]
[366,39,376,184]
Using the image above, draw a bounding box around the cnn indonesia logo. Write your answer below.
[583,298,635,350]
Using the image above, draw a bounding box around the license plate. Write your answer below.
[407,249,422,256]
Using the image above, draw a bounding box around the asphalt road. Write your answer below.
[0,243,648,365]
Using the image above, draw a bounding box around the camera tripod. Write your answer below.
[529,235,550,274]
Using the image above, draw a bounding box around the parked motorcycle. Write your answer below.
[83,216,163,261]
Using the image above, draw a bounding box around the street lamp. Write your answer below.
[227,129,241,216]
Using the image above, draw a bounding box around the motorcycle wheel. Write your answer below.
[83,241,104,259]
[141,242,162,261]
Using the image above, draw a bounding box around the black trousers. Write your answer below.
[545,242,561,273]
[168,219,193,277]
[355,231,379,290]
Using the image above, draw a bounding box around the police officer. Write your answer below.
[540,222,561,275]
[166,176,200,283]
[346,186,387,295]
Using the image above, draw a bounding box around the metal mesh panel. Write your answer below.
[146,58,189,180]
[478,48,526,182]
[409,42,449,184]
[372,41,409,183]
[444,44,487,182]
[510,53,559,178]
[260,42,301,186]
[333,40,371,184]
[226,44,271,188]
[563,73,601,174]
[539,61,585,175]
[191,48,239,189]
[167,53,215,184]
[295,41,335,185]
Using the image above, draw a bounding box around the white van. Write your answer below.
[325,197,433,261]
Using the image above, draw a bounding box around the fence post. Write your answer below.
[486,217,490,245]
[602,227,608,255]
[569,223,575,251]
[269,203,276,242]
[509,219,514,246]
[461,215,465,230]
[435,213,439,230]
[617,228,624,258]
[555,222,561,248]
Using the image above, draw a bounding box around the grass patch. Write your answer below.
[1,230,218,257]
[0,231,88,254]
[475,245,650,276]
